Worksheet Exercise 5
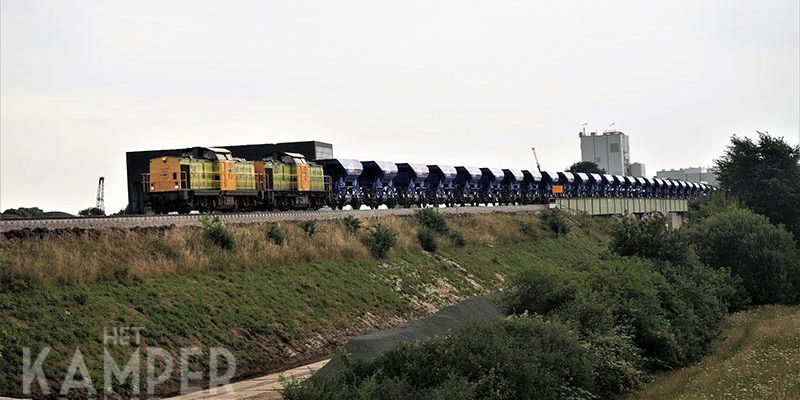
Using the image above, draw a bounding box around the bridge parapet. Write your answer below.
[556,197,688,216]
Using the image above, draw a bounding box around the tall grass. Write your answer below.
[0,212,575,288]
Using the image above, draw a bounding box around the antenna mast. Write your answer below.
[96,177,105,212]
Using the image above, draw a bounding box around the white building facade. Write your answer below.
[656,167,719,186]
[580,131,631,175]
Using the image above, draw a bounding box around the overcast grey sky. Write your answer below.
[1,0,798,213]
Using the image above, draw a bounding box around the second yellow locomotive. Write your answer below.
[143,147,329,213]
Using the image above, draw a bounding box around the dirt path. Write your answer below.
[168,359,329,400]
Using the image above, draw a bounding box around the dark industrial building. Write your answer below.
[126,141,333,214]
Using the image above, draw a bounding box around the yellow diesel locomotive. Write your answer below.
[143,147,329,213]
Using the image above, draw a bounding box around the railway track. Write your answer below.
[0,204,549,232]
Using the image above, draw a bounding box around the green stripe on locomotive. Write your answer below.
[235,162,256,190]
[264,160,292,191]
[309,164,325,191]
[183,159,220,190]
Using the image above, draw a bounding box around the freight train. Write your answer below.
[142,147,712,214]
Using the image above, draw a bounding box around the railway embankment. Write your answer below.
[0,209,609,398]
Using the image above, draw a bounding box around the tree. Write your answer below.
[715,132,800,241]
[1,207,44,218]
[688,207,800,305]
[567,161,605,174]
[78,207,105,216]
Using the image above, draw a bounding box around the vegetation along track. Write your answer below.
[0,204,548,232]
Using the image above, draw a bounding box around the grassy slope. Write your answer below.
[634,305,800,400]
[0,213,607,397]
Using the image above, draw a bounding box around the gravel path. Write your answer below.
[0,204,548,232]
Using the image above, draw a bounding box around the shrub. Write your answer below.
[266,223,286,245]
[342,215,362,233]
[414,208,450,234]
[284,317,594,400]
[147,238,179,259]
[582,327,648,397]
[503,266,578,316]
[518,219,542,239]
[540,208,570,236]
[504,256,733,371]
[299,220,317,237]
[78,207,105,216]
[686,191,738,224]
[417,229,438,252]
[2,207,44,218]
[201,216,235,250]
[688,207,800,305]
[449,231,466,247]
[362,224,397,259]
[610,213,691,266]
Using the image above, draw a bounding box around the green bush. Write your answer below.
[610,213,692,266]
[147,238,179,259]
[504,256,733,371]
[449,231,466,247]
[201,216,235,250]
[414,208,450,234]
[299,220,317,237]
[688,207,800,305]
[581,327,648,397]
[417,229,438,252]
[503,265,578,316]
[518,219,542,239]
[686,191,738,224]
[284,317,594,400]
[78,207,105,216]
[362,224,397,259]
[266,223,286,245]
[540,208,570,236]
[1,207,44,218]
[342,215,362,233]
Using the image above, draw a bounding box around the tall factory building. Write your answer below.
[629,162,646,177]
[579,131,631,175]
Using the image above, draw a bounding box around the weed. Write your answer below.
[73,292,88,305]
[540,208,570,236]
[148,238,179,259]
[417,229,438,252]
[343,215,362,233]
[519,220,542,239]
[267,223,286,245]
[201,216,236,250]
[414,208,449,234]
[450,231,466,247]
[363,224,398,259]
[299,220,317,237]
